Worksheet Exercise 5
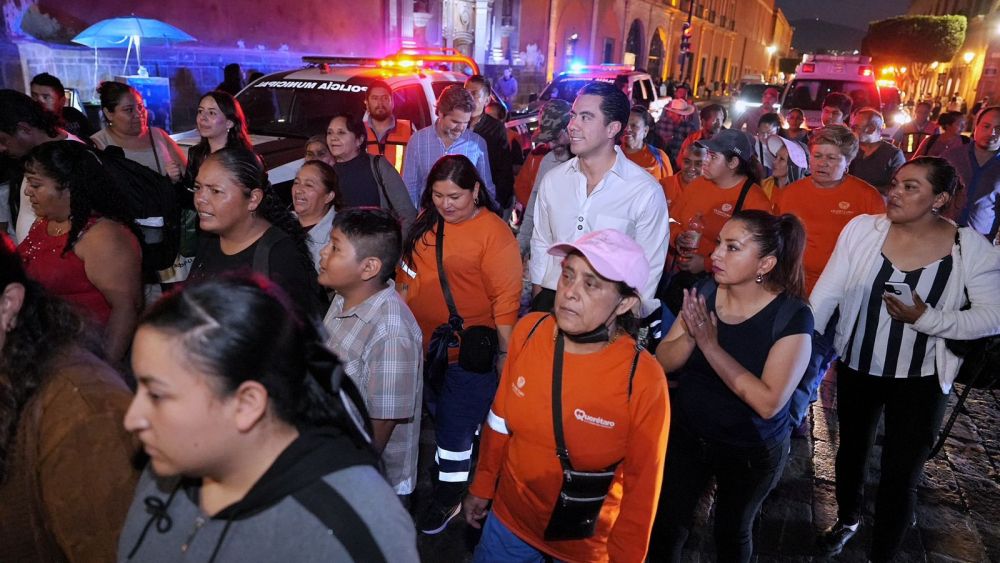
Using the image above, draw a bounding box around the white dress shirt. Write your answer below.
[529,146,670,316]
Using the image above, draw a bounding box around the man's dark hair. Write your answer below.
[758,112,782,130]
[436,85,476,115]
[366,80,393,99]
[822,92,853,118]
[332,207,402,284]
[464,74,492,92]
[30,72,66,97]
[938,110,965,128]
[700,103,726,122]
[0,89,61,137]
[577,81,631,143]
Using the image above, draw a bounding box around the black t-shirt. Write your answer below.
[62,106,96,139]
[673,291,814,447]
[333,153,382,208]
[473,114,514,207]
[188,227,325,318]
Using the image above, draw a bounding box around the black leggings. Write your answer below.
[649,423,789,562]
[834,364,948,562]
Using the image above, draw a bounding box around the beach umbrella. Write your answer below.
[73,16,197,74]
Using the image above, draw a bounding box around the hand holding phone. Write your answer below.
[883,282,915,307]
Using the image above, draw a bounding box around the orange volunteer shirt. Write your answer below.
[623,145,673,180]
[773,174,886,293]
[515,147,549,207]
[668,176,772,261]
[397,210,522,360]
[659,174,685,210]
[470,313,669,563]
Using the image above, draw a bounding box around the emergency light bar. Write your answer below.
[301,48,479,74]
[565,63,635,74]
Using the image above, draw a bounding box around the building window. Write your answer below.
[604,38,615,64]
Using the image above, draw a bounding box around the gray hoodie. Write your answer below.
[118,429,418,562]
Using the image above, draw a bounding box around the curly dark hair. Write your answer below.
[0,234,100,482]
[23,140,140,256]
[402,154,500,265]
[204,147,315,273]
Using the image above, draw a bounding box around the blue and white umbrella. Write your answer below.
[73,16,196,74]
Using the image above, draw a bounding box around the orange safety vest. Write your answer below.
[366,118,413,173]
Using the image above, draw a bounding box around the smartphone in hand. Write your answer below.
[883,282,915,307]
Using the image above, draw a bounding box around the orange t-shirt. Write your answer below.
[773,175,886,293]
[668,176,772,260]
[514,148,548,207]
[623,145,673,180]
[659,174,686,211]
[470,313,669,563]
[397,210,522,359]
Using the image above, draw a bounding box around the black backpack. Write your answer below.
[96,146,181,277]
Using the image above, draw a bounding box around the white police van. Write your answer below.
[172,49,478,186]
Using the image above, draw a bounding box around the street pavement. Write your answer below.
[414,367,1000,562]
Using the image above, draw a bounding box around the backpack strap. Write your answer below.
[369,155,395,213]
[148,129,163,175]
[252,227,287,276]
[734,177,754,214]
[648,146,666,172]
[292,480,388,563]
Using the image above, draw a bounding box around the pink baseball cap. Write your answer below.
[548,229,649,293]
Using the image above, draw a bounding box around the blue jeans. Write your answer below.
[473,513,564,563]
[430,363,498,503]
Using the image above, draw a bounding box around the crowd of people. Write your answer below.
[0,66,998,563]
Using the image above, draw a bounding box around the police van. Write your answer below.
[172,49,479,186]
[507,64,669,141]
[781,54,881,128]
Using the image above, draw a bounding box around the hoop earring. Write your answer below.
[755,272,764,284]
[931,206,941,215]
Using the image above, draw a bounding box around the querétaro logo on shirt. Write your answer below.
[574,408,616,429]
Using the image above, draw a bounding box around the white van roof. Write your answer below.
[795,54,875,82]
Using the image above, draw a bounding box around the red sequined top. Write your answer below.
[18,218,112,326]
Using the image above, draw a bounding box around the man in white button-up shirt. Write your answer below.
[529,81,669,317]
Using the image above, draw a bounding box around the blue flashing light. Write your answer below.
[569,59,586,73]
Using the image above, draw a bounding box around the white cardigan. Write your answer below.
[810,214,1000,393]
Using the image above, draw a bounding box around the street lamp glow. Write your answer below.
[766,45,777,55]
[963,51,976,64]
[930,61,940,69]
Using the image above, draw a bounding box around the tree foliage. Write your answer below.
[861,15,966,64]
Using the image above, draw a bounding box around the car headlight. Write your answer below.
[735,100,746,114]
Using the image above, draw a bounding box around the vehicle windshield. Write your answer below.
[783,79,881,112]
[539,78,614,103]
[239,81,368,138]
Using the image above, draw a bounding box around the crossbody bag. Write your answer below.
[544,331,641,541]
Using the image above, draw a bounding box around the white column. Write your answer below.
[474,0,490,65]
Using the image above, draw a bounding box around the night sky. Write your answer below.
[776,0,913,30]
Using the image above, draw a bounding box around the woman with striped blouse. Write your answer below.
[810,157,1000,562]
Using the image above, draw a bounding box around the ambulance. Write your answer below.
[781,54,882,128]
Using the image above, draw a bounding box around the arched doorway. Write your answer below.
[625,20,643,66]
[648,29,665,80]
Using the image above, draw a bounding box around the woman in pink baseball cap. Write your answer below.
[464,229,670,563]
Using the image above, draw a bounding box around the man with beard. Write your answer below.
[679,104,726,157]
[365,80,413,174]
[942,105,1000,239]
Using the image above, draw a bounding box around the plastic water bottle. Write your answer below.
[683,212,705,251]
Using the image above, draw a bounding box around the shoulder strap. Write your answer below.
[435,217,463,330]
[648,146,665,170]
[734,177,754,214]
[369,155,395,212]
[292,480,388,563]
[627,347,641,398]
[252,227,286,276]
[148,130,163,175]
[551,333,573,472]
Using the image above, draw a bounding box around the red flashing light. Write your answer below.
[801,63,815,73]
[859,66,873,77]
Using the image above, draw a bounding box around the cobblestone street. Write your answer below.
[416,368,1000,562]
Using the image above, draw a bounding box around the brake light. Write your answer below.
[859,66,873,77]
[801,63,815,73]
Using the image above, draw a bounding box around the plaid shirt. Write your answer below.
[401,125,495,206]
[655,111,700,163]
[322,281,423,495]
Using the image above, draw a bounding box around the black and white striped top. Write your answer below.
[843,253,954,378]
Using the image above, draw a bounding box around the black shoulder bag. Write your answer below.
[544,332,642,541]
[424,218,499,391]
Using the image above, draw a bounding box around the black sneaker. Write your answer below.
[418,501,461,535]
[817,520,860,556]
